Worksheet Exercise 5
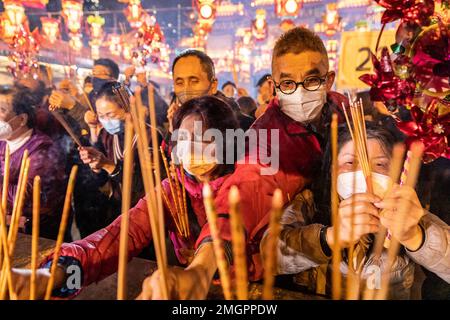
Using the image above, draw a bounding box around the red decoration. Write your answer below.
[7,27,41,79]
[252,9,268,41]
[359,47,416,111]
[374,0,435,26]
[397,99,450,163]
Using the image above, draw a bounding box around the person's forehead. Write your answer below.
[93,65,111,74]
[173,56,208,79]
[273,51,327,77]
[339,139,387,158]
[0,95,13,109]
[96,97,119,111]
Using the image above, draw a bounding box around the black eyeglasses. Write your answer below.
[275,74,328,95]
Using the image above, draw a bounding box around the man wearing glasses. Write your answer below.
[210,27,348,282]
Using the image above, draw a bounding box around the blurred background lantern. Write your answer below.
[275,0,302,17]
[40,17,60,44]
[62,0,83,35]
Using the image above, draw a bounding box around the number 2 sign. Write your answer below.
[336,30,396,90]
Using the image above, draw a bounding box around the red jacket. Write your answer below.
[45,171,231,288]
[197,92,348,281]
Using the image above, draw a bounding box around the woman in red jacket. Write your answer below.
[9,95,240,300]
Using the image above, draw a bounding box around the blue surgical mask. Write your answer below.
[92,78,111,93]
[99,118,124,135]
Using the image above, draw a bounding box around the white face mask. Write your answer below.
[337,170,392,200]
[0,118,15,141]
[277,86,326,124]
[174,140,218,177]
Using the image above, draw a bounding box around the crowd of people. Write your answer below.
[0,27,448,300]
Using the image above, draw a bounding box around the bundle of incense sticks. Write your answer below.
[262,189,284,300]
[130,87,169,299]
[375,142,424,300]
[30,176,41,300]
[45,166,78,300]
[0,151,30,300]
[228,186,248,300]
[343,100,374,194]
[202,183,232,300]
[117,116,134,300]
[160,147,189,239]
[362,144,405,300]
[330,114,342,300]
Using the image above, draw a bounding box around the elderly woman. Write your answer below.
[261,123,449,299]
[0,86,67,240]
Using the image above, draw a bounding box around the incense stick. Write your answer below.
[203,183,233,300]
[45,165,78,300]
[262,189,283,300]
[330,114,342,300]
[117,117,134,300]
[30,176,40,300]
[362,143,405,300]
[229,186,248,300]
[0,145,10,266]
[376,142,423,300]
[51,111,82,147]
[130,93,169,299]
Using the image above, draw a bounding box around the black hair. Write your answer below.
[256,74,271,87]
[222,81,236,91]
[237,96,257,118]
[84,76,92,85]
[172,95,239,175]
[313,122,400,225]
[96,82,127,110]
[94,58,120,80]
[0,86,37,128]
[172,49,216,81]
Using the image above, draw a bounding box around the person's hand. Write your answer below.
[2,267,66,300]
[375,185,425,251]
[84,111,100,129]
[49,90,76,111]
[79,147,114,174]
[167,99,181,133]
[124,66,136,80]
[58,79,78,97]
[137,266,210,300]
[237,87,249,97]
[327,193,381,248]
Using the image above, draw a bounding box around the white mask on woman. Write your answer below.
[0,117,15,141]
[277,87,326,124]
[337,170,392,200]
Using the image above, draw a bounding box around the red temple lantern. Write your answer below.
[275,0,302,17]
[252,9,268,41]
[62,0,83,35]
[87,15,105,40]
[124,0,144,29]
[3,0,26,27]
[40,17,60,44]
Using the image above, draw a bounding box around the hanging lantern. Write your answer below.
[40,17,60,44]
[252,9,268,41]
[90,41,101,60]
[1,14,20,41]
[87,15,105,40]
[275,0,302,17]
[69,33,83,51]
[124,0,144,29]
[323,3,341,37]
[108,34,122,56]
[195,0,217,20]
[62,0,84,35]
[123,43,133,60]
[193,0,217,36]
[3,0,26,27]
